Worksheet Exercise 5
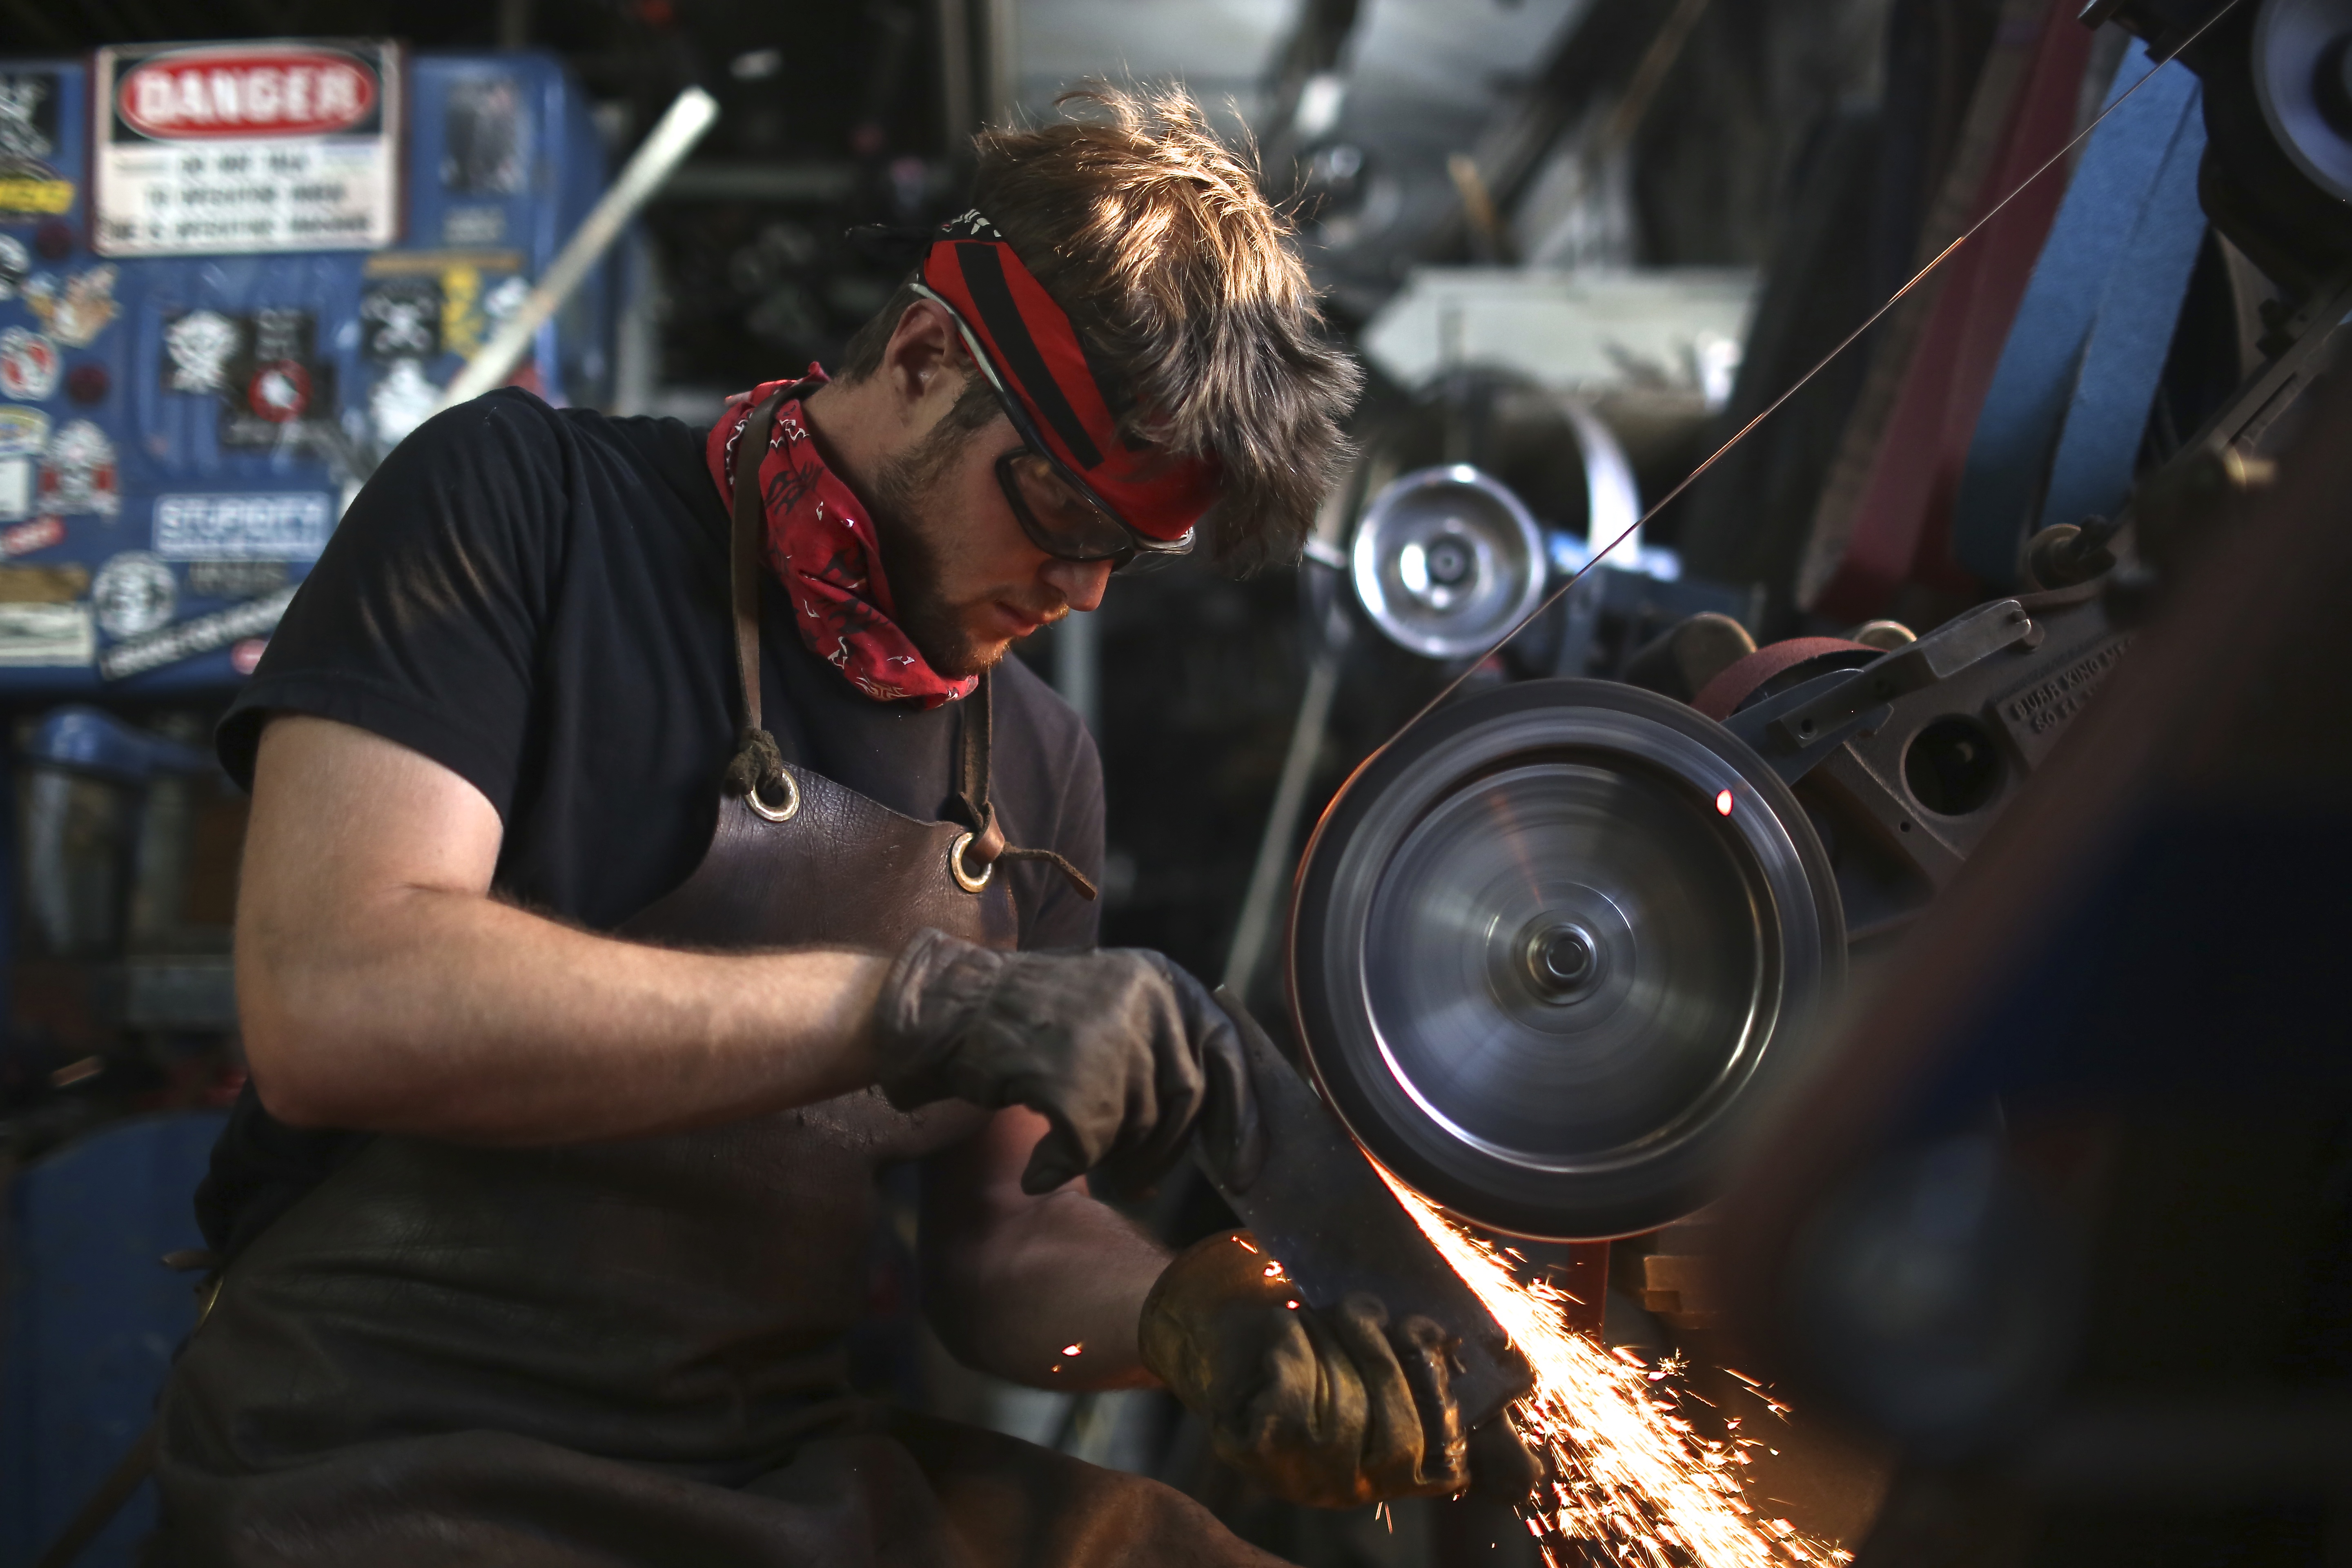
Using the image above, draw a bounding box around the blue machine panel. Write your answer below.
[0,1111,228,1567]
[0,48,613,699]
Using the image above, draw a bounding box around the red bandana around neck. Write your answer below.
[706,369,978,709]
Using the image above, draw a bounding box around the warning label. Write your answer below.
[92,41,401,258]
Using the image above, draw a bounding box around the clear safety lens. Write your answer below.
[997,450,1138,565]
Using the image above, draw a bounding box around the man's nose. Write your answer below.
[1041,557,1112,613]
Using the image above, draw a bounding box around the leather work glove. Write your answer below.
[1138,1229,1472,1508]
[872,927,1265,1195]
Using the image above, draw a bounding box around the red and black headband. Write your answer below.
[916,210,1217,545]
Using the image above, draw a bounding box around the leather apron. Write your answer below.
[150,394,1281,1568]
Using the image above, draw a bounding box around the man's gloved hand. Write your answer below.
[871,927,1265,1195]
[1138,1229,1471,1509]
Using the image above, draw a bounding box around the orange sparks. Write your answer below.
[1063,1343,1084,1357]
[1374,1166,1848,1568]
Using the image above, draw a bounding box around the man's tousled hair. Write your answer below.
[841,84,1360,570]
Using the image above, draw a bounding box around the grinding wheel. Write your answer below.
[1289,679,1844,1240]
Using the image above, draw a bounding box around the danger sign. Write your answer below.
[91,40,402,258]
[116,47,379,140]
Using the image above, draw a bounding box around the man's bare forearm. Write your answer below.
[238,715,891,1144]
[243,884,889,1142]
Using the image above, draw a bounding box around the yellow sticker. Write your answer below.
[0,563,89,603]
[0,178,72,214]
[442,264,482,359]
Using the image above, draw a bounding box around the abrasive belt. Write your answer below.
[1797,0,2095,621]
[1951,40,2208,586]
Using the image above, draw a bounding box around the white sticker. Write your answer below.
[92,549,176,638]
[0,325,58,400]
[0,601,92,666]
[0,234,26,299]
[153,491,332,561]
[23,265,118,347]
[441,204,506,245]
[369,358,438,448]
[99,585,294,680]
[163,309,239,393]
[0,406,48,455]
[92,42,404,258]
[0,455,28,521]
[39,419,116,516]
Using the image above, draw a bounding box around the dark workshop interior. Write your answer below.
[0,0,2347,1563]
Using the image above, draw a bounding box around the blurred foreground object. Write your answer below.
[1721,344,2352,1567]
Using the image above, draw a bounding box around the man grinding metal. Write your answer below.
[151,89,1505,1565]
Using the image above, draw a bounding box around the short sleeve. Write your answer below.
[217,389,567,815]
[986,656,1105,953]
[1019,726,1104,951]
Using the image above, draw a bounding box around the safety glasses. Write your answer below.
[911,282,1198,573]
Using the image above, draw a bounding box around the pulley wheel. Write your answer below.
[2254,0,2352,203]
[1289,680,1844,1239]
[1350,465,1548,660]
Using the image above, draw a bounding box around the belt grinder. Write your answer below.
[1217,575,2127,1423]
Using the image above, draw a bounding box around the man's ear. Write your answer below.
[880,298,969,412]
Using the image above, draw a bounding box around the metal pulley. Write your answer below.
[1340,368,1646,663]
[1289,679,1844,1240]
[2252,0,2352,203]
[1349,465,1549,659]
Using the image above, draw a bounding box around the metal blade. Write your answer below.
[1206,987,1534,1431]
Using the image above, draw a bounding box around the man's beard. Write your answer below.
[866,419,1067,680]
[866,424,993,678]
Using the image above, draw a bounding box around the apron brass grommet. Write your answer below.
[949,831,993,893]
[748,771,800,823]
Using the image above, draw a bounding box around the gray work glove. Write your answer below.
[1139,1229,1472,1508]
[872,927,1265,1195]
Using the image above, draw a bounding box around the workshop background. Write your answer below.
[0,0,2346,1564]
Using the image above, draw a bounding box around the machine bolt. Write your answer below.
[1525,921,1600,999]
[1425,537,1472,586]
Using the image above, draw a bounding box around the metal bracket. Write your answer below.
[1719,600,2037,786]
[1772,600,2037,747]
[1721,673,1893,786]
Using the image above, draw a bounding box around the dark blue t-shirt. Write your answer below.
[199,388,1104,1256]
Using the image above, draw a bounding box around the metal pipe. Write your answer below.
[1052,609,1099,735]
[434,86,719,416]
[1219,642,1342,999]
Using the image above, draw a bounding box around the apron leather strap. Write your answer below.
[957,677,1098,901]
[722,390,792,803]
[956,674,1006,863]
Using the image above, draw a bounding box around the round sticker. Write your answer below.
[0,327,59,401]
[92,550,176,639]
[250,359,310,422]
